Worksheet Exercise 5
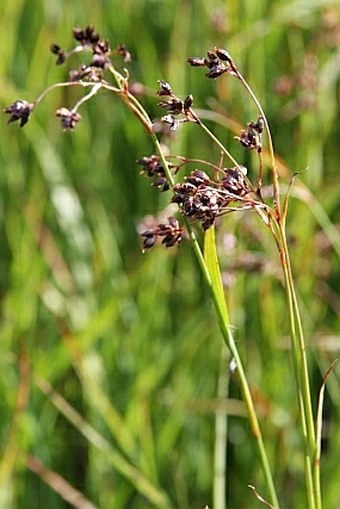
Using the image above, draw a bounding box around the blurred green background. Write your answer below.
[0,0,339,508]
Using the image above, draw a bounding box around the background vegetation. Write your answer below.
[0,0,339,508]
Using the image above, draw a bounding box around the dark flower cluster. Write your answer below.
[73,25,100,45]
[50,25,131,79]
[50,43,66,65]
[52,25,110,69]
[3,99,34,127]
[3,25,132,130]
[137,155,177,192]
[56,108,82,130]
[220,166,251,196]
[172,167,250,230]
[235,117,264,152]
[156,80,196,131]
[115,43,132,64]
[141,217,183,251]
[187,47,238,79]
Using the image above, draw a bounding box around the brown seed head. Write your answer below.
[56,108,82,130]
[3,99,34,127]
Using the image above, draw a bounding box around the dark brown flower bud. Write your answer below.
[235,123,262,151]
[92,53,108,68]
[158,98,183,115]
[56,108,81,130]
[221,167,250,196]
[185,170,210,186]
[90,39,111,68]
[206,67,227,78]
[153,176,170,191]
[50,43,61,53]
[73,25,100,45]
[137,155,173,191]
[50,44,66,65]
[3,99,34,127]
[249,116,265,134]
[157,80,173,96]
[140,217,183,250]
[215,47,233,63]
[187,57,206,67]
[115,43,131,63]
[73,27,85,42]
[85,25,100,44]
[183,95,193,111]
[93,40,110,55]
[206,50,219,62]
[69,64,91,81]
[188,49,238,80]
[141,231,157,250]
[161,114,180,131]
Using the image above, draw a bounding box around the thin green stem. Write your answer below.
[278,228,317,509]
[214,348,229,509]
[235,67,318,508]
[280,235,315,449]
[71,83,102,112]
[208,289,279,509]
[191,115,243,170]
[34,81,102,106]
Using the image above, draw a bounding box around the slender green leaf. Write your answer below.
[204,226,229,323]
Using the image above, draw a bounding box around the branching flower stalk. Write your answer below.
[4,26,321,509]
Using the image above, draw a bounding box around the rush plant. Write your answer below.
[4,25,330,509]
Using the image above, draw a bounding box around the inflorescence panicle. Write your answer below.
[156,79,196,131]
[187,47,238,78]
[171,166,251,231]
[3,25,131,130]
[141,217,183,251]
[235,117,264,152]
[3,34,270,252]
